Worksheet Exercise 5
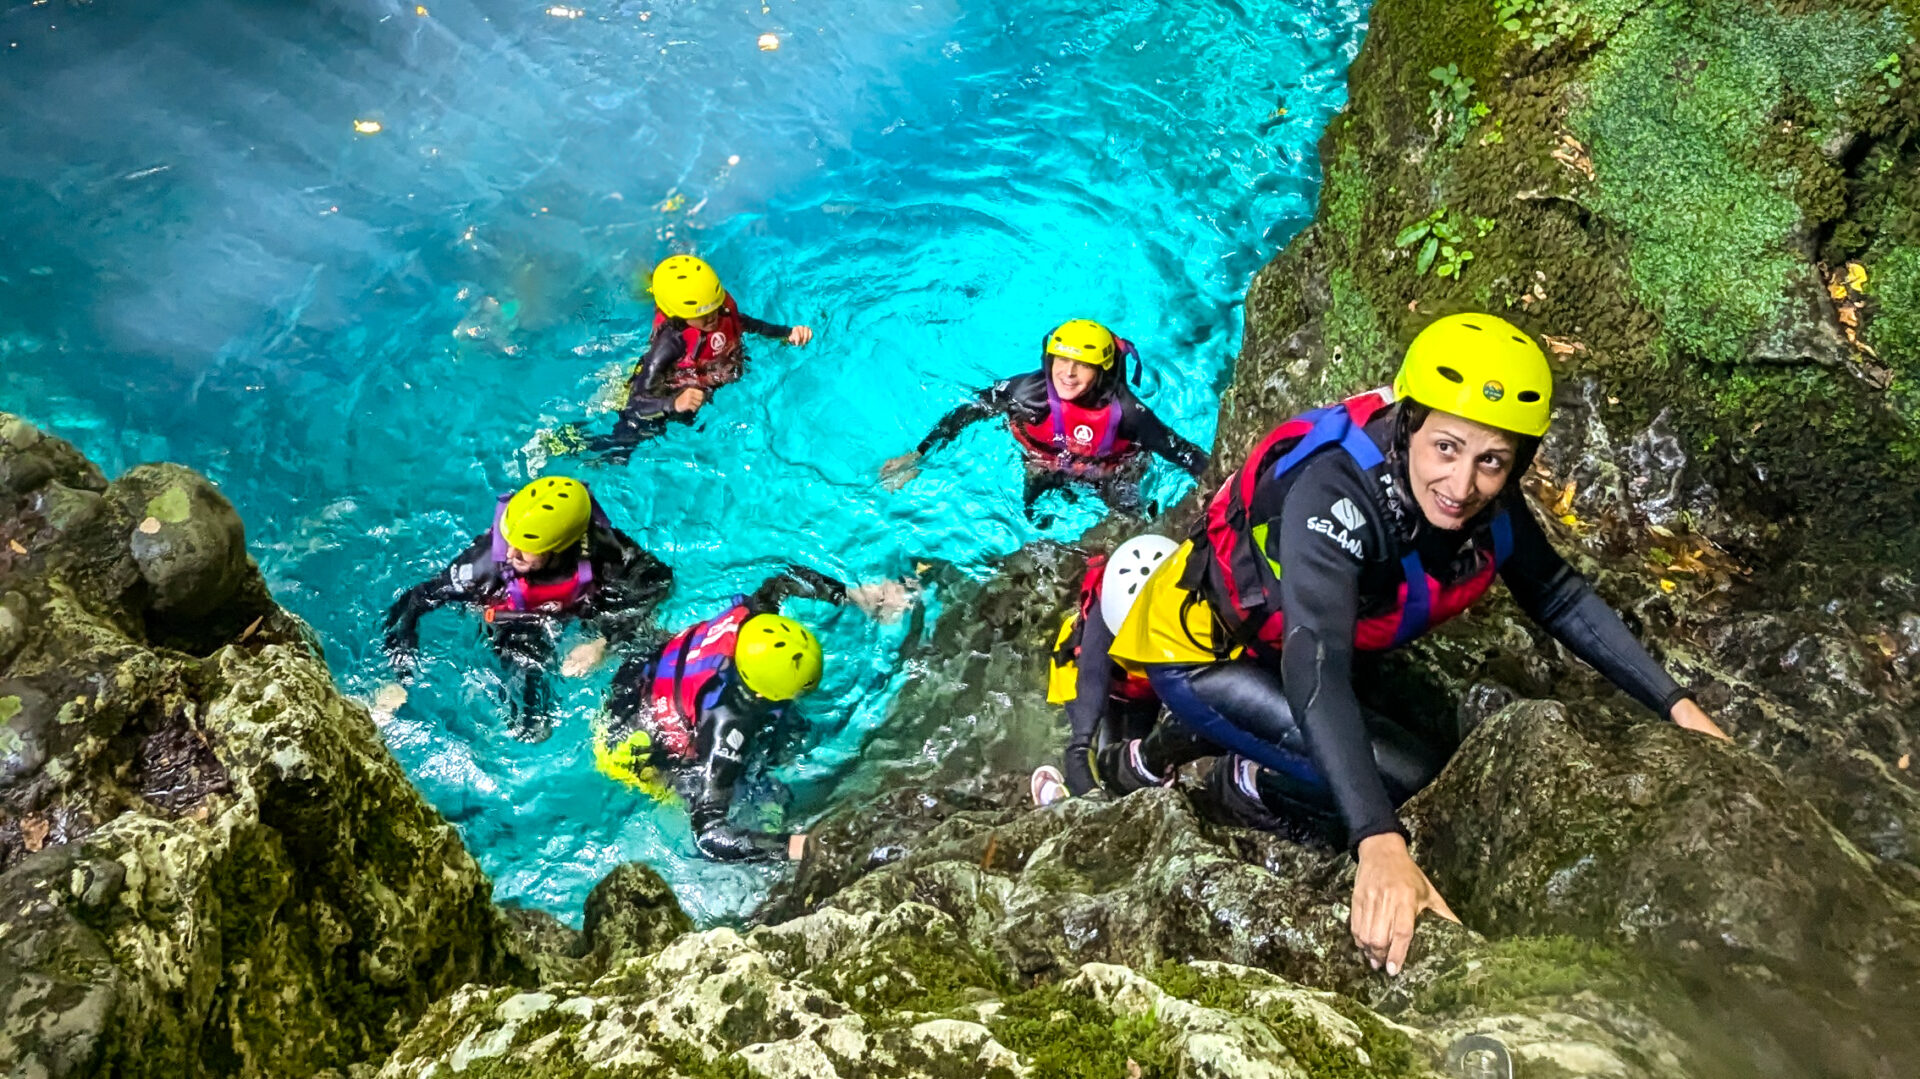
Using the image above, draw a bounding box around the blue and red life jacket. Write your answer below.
[1187,388,1513,654]
[487,493,609,615]
[1010,339,1142,478]
[654,295,746,392]
[642,598,753,762]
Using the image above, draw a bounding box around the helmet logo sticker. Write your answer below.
[1072,424,1095,445]
[1482,380,1505,401]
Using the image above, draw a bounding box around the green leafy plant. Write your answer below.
[1495,0,1581,50]
[1395,210,1479,279]
[1874,52,1904,104]
[1428,64,1483,147]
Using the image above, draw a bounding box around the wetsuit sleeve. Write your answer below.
[581,526,676,651]
[736,311,793,338]
[1498,496,1690,717]
[687,696,785,861]
[1269,456,1403,850]
[915,380,1019,456]
[747,566,849,614]
[382,536,496,657]
[1120,398,1209,478]
[1062,612,1116,796]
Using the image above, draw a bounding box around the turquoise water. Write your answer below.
[1,0,1364,922]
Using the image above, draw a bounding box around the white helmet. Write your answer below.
[1099,534,1179,633]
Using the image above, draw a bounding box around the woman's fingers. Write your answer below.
[1384,903,1418,975]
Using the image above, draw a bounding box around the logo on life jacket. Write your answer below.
[1185,389,1513,655]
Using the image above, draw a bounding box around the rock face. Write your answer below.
[0,415,524,1078]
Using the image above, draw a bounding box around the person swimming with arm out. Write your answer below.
[1094,313,1730,978]
[595,566,916,861]
[587,255,814,463]
[382,476,673,738]
[880,319,1208,522]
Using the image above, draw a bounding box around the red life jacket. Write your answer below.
[653,295,745,392]
[643,598,750,762]
[1009,340,1141,478]
[1051,555,1157,702]
[1184,388,1513,655]
[487,493,599,615]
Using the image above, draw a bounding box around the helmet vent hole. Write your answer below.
[1517,390,1541,402]
[1461,322,1484,332]
[1436,365,1465,383]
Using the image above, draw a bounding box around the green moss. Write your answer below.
[987,983,1174,1079]
[1575,1,1907,367]
[1866,245,1920,359]
[816,928,1011,1027]
[1145,964,1423,1079]
[1322,267,1394,392]
[1412,936,1656,1014]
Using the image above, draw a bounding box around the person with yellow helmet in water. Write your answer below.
[1090,313,1731,977]
[593,566,852,862]
[880,319,1208,523]
[586,254,814,462]
[382,476,673,738]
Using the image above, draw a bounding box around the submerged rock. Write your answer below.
[0,415,525,1078]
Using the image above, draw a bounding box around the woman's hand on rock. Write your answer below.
[1670,698,1731,742]
[1351,832,1458,976]
[879,451,922,491]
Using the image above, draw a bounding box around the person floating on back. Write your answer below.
[879,319,1208,523]
[593,567,861,862]
[382,476,673,738]
[586,255,814,463]
[1029,534,1178,807]
[1091,312,1731,978]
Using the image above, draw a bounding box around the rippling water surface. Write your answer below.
[1,0,1365,921]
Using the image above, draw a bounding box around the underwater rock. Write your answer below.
[0,414,523,1078]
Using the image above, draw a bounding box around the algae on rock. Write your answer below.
[0,414,526,1078]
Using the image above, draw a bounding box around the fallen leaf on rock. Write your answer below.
[1900,754,1911,771]
[1648,524,1676,538]
[1838,306,1859,327]
[22,816,49,853]
[237,616,264,643]
[1848,262,1868,292]
[138,517,162,535]
[7,539,25,555]
[1541,334,1587,357]
[1828,280,1851,302]
[1551,480,1577,517]
[1660,579,1677,593]
[1127,1061,1143,1079]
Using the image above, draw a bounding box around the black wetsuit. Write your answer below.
[589,308,793,460]
[383,517,673,733]
[603,567,846,861]
[1060,609,1160,796]
[1113,407,1689,848]
[916,369,1208,519]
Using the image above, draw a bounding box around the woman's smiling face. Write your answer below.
[1405,409,1519,529]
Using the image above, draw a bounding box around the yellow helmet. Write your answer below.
[648,255,727,319]
[1045,319,1118,369]
[1393,313,1553,438]
[500,476,593,554]
[734,614,823,702]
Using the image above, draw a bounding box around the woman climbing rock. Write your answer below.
[1094,313,1730,975]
